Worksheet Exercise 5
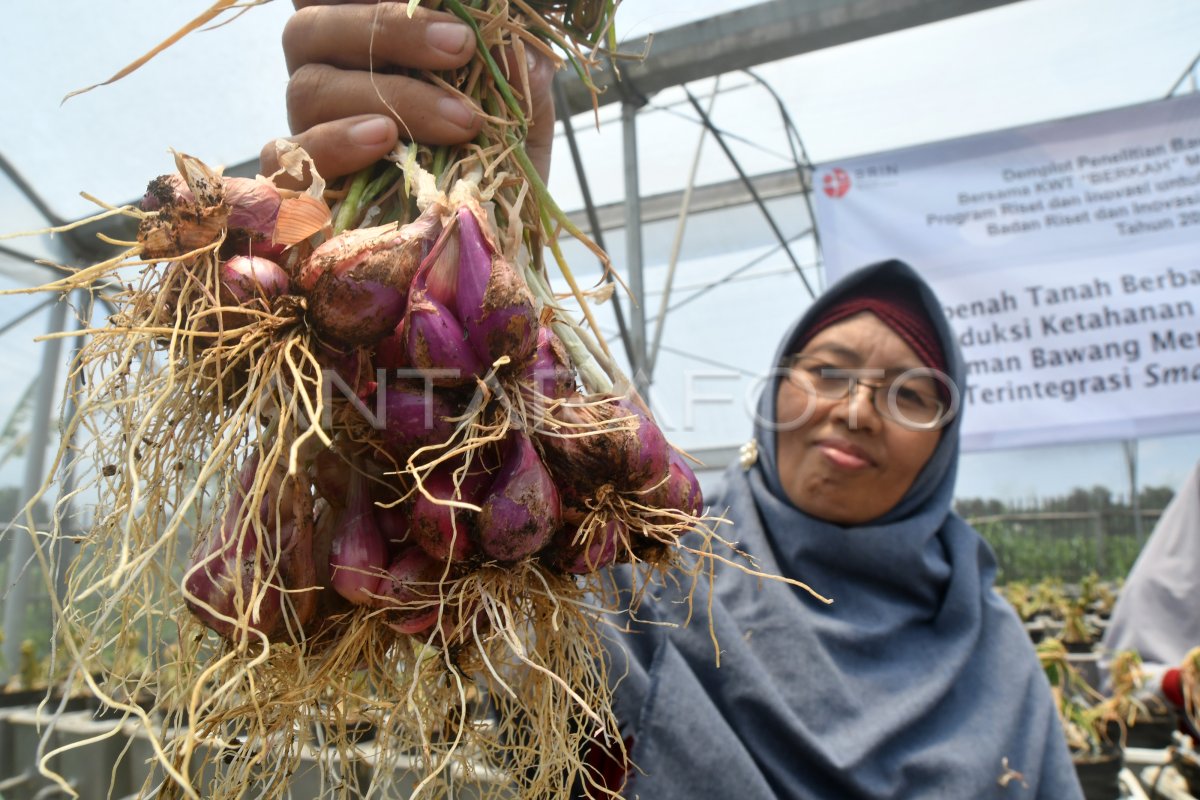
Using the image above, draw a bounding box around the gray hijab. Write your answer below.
[609,260,1083,799]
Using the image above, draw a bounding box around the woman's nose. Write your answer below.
[834,382,883,432]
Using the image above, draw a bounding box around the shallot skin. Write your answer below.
[140,174,285,260]
[183,455,282,641]
[404,291,485,385]
[310,271,406,346]
[302,214,439,347]
[183,548,282,642]
[217,255,288,331]
[551,518,626,575]
[477,433,561,563]
[328,475,389,605]
[376,547,443,635]
[376,381,458,462]
[637,448,704,519]
[524,326,576,399]
[453,204,538,369]
[373,319,410,370]
[535,394,672,496]
[409,464,489,563]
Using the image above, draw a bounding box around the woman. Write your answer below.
[602,261,1084,798]
[275,5,1084,796]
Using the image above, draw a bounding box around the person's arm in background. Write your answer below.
[259,0,555,183]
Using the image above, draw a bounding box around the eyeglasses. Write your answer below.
[783,354,952,430]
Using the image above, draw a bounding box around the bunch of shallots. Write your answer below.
[10,3,718,796]
[152,160,704,653]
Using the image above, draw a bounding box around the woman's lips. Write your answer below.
[815,439,874,470]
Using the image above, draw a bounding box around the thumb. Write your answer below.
[259,115,399,184]
[524,50,556,184]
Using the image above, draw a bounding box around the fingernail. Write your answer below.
[348,117,393,147]
[526,48,543,74]
[426,22,472,56]
[437,97,476,130]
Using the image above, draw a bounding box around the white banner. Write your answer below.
[813,93,1200,451]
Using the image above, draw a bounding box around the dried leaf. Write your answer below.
[172,150,225,208]
[64,0,245,102]
[269,140,328,200]
[274,195,331,247]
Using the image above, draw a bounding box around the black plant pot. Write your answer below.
[1073,748,1122,800]
[1064,640,1094,655]
[87,692,159,721]
[1123,712,1176,750]
[0,687,91,712]
[1174,748,1200,796]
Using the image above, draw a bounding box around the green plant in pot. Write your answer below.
[1109,649,1178,749]
[1078,572,1100,607]
[1038,639,1124,800]
[1090,580,1117,620]
[1184,646,1200,739]
[1060,599,1098,654]
[1000,581,1034,621]
[1033,578,1066,621]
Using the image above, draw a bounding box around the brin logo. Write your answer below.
[822,168,851,198]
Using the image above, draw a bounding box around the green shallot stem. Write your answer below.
[442,0,526,130]
[361,164,396,209]
[496,99,609,269]
[432,145,450,182]
[333,166,373,233]
[521,259,611,394]
[604,0,618,51]
[536,202,615,366]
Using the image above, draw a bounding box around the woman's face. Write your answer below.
[773,312,943,524]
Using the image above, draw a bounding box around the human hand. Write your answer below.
[260,1,556,183]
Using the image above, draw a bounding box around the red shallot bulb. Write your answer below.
[373,318,410,370]
[223,178,282,241]
[404,270,485,384]
[535,394,672,495]
[523,326,576,399]
[300,208,441,346]
[452,202,538,368]
[183,546,282,642]
[476,432,561,563]
[376,546,444,635]
[557,518,626,575]
[218,255,289,329]
[377,381,459,462]
[329,473,388,605]
[409,460,493,563]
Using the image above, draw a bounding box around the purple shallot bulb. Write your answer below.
[217,255,289,330]
[404,271,484,384]
[377,381,459,461]
[376,547,444,634]
[476,432,561,563]
[408,461,493,563]
[453,203,538,368]
[329,473,388,605]
[523,326,576,399]
[301,208,441,346]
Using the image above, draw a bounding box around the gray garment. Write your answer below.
[1103,460,1200,670]
[607,260,1083,799]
